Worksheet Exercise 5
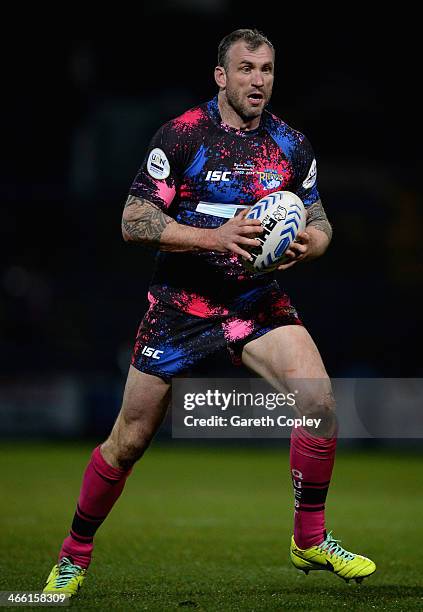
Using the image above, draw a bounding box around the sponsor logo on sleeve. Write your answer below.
[302,159,317,189]
[147,148,170,180]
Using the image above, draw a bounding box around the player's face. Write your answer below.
[224,42,274,121]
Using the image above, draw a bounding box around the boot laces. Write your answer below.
[318,531,355,561]
[54,557,84,587]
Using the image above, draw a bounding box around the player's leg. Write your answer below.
[242,325,336,544]
[43,367,170,595]
[43,295,231,596]
[242,325,376,582]
[101,367,171,469]
[242,324,336,430]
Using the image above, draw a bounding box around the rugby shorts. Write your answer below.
[131,285,302,383]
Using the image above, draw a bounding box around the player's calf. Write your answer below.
[101,418,158,470]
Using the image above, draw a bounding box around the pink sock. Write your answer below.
[290,426,337,549]
[59,446,131,568]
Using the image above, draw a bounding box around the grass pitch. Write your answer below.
[1,442,422,611]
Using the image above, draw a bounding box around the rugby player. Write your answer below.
[43,29,376,596]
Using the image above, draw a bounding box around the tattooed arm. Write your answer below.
[306,199,332,243]
[122,195,263,258]
[277,199,332,270]
[298,198,333,259]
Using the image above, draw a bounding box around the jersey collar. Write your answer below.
[207,95,267,137]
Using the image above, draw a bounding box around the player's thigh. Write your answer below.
[102,366,171,464]
[120,365,171,425]
[241,325,334,416]
[242,325,327,382]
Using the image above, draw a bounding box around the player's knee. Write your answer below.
[301,390,336,419]
[298,390,337,437]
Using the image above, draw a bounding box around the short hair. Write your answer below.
[217,29,274,70]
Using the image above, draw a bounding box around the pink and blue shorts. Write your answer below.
[131,284,302,383]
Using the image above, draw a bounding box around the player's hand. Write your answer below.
[277,231,311,270]
[211,208,263,259]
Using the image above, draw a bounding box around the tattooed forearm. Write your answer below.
[122,195,175,246]
[306,199,333,241]
[121,195,212,252]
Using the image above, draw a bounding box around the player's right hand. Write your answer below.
[211,208,263,259]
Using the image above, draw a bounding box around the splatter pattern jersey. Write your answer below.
[129,96,319,318]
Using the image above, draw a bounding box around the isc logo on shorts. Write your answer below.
[141,346,164,359]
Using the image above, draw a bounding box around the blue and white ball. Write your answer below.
[243,191,306,273]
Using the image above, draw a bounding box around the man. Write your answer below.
[44,29,376,597]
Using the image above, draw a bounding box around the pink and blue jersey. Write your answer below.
[129,96,319,317]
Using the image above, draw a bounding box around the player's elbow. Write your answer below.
[321,223,333,249]
[121,216,153,246]
[121,218,132,242]
[121,215,145,243]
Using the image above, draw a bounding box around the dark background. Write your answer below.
[1,4,422,437]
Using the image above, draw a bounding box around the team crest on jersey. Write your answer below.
[257,169,283,190]
[302,159,317,189]
[147,148,170,180]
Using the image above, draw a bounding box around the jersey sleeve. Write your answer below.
[293,136,320,208]
[129,122,188,212]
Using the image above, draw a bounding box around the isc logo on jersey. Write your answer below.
[205,170,232,182]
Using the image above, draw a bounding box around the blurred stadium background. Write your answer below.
[1,3,422,609]
[2,5,422,439]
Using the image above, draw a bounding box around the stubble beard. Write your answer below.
[226,85,264,122]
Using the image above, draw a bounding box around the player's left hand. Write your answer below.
[277,231,311,270]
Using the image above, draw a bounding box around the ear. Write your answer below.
[214,65,226,89]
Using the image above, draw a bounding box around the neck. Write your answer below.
[217,91,261,131]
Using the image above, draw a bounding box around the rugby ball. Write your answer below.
[243,191,306,273]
